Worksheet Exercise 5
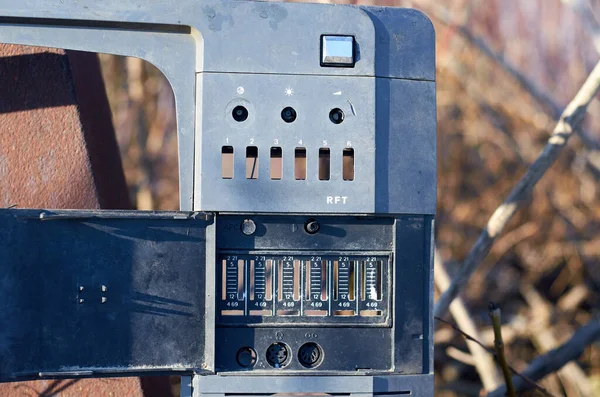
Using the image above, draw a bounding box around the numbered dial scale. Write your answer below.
[217,254,391,326]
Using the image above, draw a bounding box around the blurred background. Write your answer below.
[97,0,600,395]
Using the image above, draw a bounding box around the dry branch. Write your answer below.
[434,250,502,391]
[522,285,593,396]
[562,0,600,54]
[434,317,555,397]
[434,60,600,318]
[487,315,600,397]
[422,1,600,151]
[489,304,516,397]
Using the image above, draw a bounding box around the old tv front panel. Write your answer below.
[0,1,436,396]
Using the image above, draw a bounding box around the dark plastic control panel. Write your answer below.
[217,253,390,325]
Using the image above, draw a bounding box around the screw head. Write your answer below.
[304,219,320,234]
[241,219,257,236]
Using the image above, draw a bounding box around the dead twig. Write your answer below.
[562,0,600,54]
[487,315,600,397]
[434,250,502,391]
[489,303,516,397]
[522,285,593,397]
[423,1,600,151]
[434,60,600,318]
[434,317,555,397]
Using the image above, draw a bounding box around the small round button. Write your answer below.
[241,219,257,236]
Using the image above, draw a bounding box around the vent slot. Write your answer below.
[294,147,307,180]
[270,147,283,180]
[343,148,354,181]
[221,146,234,179]
[318,148,330,180]
[223,146,353,182]
[246,146,259,180]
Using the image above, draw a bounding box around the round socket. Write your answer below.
[266,342,291,368]
[236,347,257,368]
[232,105,249,122]
[281,107,297,123]
[329,108,345,124]
[298,342,323,368]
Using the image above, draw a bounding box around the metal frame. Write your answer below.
[0,1,436,395]
[0,0,435,213]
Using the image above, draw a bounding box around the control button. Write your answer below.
[321,35,355,67]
